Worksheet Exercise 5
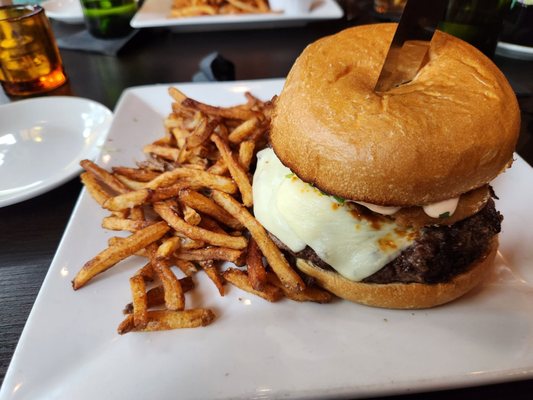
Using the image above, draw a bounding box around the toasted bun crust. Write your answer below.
[271,24,520,206]
[295,237,498,309]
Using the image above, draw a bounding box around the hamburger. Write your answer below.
[252,23,520,309]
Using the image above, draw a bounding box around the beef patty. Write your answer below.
[274,199,502,284]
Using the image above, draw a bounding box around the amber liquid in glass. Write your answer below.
[0,5,67,96]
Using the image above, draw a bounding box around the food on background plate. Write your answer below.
[169,0,271,17]
[257,23,520,309]
[73,85,331,334]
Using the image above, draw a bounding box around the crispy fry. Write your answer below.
[211,134,253,207]
[80,172,111,206]
[168,86,187,103]
[146,168,237,194]
[129,275,148,328]
[103,189,151,211]
[123,277,195,314]
[178,236,205,250]
[186,115,219,149]
[206,158,228,175]
[227,117,258,143]
[170,0,271,18]
[182,97,258,120]
[238,140,255,171]
[72,221,170,290]
[170,5,217,17]
[117,314,134,334]
[114,174,147,191]
[80,159,129,194]
[129,206,145,221]
[154,201,247,250]
[101,216,150,232]
[144,144,180,162]
[178,189,242,230]
[175,259,198,276]
[246,238,267,291]
[152,259,185,311]
[112,167,160,182]
[223,268,283,302]
[183,205,202,225]
[227,0,264,12]
[198,215,226,234]
[156,236,181,258]
[119,309,215,334]
[175,247,243,263]
[211,190,305,292]
[135,261,155,281]
[267,273,333,303]
[199,260,224,296]
[151,181,200,202]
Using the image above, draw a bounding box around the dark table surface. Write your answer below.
[1,1,533,399]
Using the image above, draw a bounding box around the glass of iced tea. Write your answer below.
[0,5,67,97]
[80,0,138,39]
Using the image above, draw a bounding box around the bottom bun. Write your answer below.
[295,237,499,309]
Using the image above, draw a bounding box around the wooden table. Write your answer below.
[1,4,533,398]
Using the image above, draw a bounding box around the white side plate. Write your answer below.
[0,96,112,207]
[1,80,533,400]
[42,0,84,25]
[131,0,344,31]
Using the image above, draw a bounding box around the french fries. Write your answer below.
[223,268,283,302]
[170,0,271,18]
[246,238,267,291]
[74,86,335,335]
[129,275,148,328]
[118,309,215,334]
[72,222,170,290]
[153,201,248,250]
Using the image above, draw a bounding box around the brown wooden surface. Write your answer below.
[1,2,533,398]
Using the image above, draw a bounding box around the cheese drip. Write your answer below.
[252,148,417,281]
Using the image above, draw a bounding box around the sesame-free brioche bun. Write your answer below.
[295,237,498,309]
[270,23,520,206]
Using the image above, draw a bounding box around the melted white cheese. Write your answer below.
[252,149,306,252]
[252,148,417,281]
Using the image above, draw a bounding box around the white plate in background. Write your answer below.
[0,97,112,207]
[131,0,343,31]
[42,0,84,24]
[1,80,533,399]
[496,41,533,61]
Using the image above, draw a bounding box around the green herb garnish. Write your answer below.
[439,211,451,219]
[332,195,345,204]
[285,173,295,178]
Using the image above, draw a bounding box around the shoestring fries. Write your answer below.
[73,85,332,334]
[170,0,271,18]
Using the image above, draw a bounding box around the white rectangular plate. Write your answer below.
[131,0,344,31]
[2,79,533,400]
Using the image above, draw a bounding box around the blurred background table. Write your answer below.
[1,1,532,398]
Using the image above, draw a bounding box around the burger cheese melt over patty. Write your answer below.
[253,148,502,285]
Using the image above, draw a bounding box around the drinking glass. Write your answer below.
[0,5,67,96]
[79,0,138,39]
[439,0,512,58]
